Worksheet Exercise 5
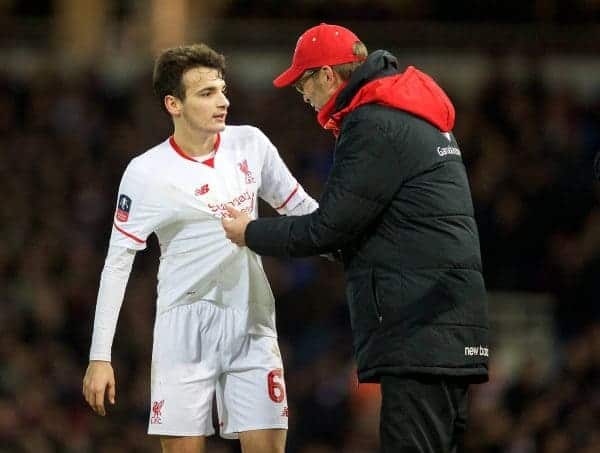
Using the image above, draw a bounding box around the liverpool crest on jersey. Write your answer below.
[238,159,256,184]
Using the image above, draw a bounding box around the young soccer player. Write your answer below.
[82,43,317,453]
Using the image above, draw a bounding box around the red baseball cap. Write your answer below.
[273,23,364,88]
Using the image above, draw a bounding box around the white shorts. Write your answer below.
[147,301,288,438]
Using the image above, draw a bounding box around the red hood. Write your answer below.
[318,66,455,137]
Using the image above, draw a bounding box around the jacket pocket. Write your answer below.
[345,268,382,352]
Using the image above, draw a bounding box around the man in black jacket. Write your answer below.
[223,23,489,452]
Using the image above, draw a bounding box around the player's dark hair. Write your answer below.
[153,43,226,113]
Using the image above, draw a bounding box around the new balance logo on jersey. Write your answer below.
[116,194,132,222]
[281,406,289,417]
[195,184,210,196]
[238,159,256,184]
[150,400,164,424]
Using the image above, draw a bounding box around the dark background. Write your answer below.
[1,1,599,452]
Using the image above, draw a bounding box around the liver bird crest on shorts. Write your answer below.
[151,399,164,424]
[238,159,256,184]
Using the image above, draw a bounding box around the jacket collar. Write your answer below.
[334,50,400,112]
[317,50,455,136]
[317,82,348,137]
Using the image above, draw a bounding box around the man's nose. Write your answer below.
[219,92,230,107]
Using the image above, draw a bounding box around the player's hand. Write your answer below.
[82,360,116,416]
[221,205,251,247]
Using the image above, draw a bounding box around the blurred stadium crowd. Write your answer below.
[1,14,600,453]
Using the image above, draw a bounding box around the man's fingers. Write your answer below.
[224,204,241,218]
[84,381,108,416]
[83,386,90,408]
[220,206,249,246]
[83,381,94,411]
[82,362,115,416]
[93,387,106,416]
[108,380,116,405]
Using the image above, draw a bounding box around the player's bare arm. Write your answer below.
[222,205,251,246]
[83,360,116,416]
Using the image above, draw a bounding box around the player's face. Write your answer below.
[179,67,229,133]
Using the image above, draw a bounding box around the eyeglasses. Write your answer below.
[293,68,320,94]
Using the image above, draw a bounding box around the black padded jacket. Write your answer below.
[246,50,489,383]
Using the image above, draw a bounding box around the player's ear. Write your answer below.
[164,95,182,116]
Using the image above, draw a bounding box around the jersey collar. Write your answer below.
[169,134,221,168]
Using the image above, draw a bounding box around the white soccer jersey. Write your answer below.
[107,125,315,337]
